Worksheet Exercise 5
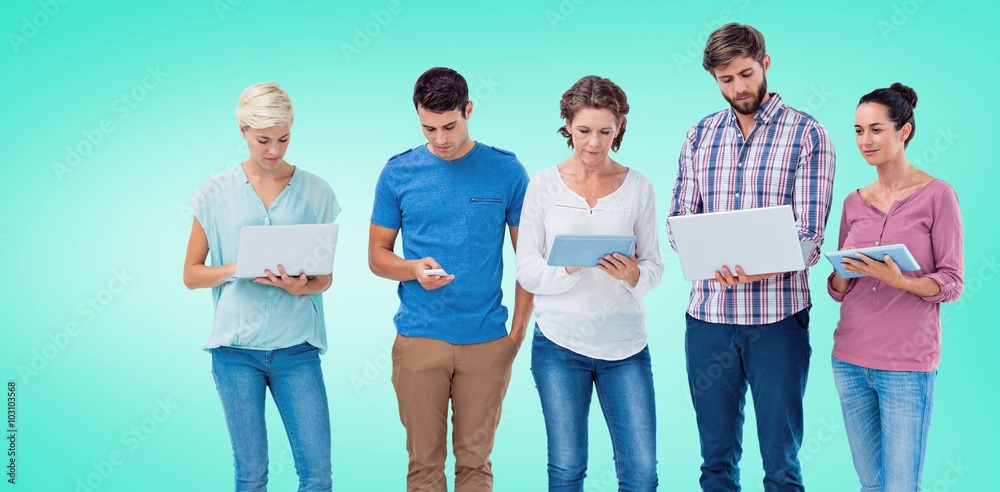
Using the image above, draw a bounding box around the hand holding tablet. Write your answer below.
[546,235,637,268]
[825,244,920,279]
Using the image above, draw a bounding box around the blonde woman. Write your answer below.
[183,83,340,491]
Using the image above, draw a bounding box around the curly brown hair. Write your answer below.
[557,75,629,152]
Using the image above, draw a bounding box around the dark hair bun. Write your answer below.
[890,82,918,109]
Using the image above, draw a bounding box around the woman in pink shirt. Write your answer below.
[828,83,964,491]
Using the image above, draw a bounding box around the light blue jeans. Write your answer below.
[832,356,935,492]
[530,326,658,492]
[212,342,332,492]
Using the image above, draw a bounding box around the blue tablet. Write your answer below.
[547,235,637,267]
[824,243,921,279]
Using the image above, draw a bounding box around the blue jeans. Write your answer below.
[685,310,811,492]
[212,342,332,492]
[832,356,935,492]
[530,326,657,492]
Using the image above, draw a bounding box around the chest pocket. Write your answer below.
[462,197,505,238]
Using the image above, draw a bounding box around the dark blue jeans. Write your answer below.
[685,309,811,492]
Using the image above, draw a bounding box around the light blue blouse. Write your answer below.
[192,165,341,354]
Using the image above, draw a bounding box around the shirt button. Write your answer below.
[952,282,957,286]
[735,192,740,197]
[875,241,879,245]
[879,228,883,231]
[872,287,877,292]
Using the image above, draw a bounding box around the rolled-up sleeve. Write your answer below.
[920,186,964,303]
[793,123,836,266]
[826,202,853,302]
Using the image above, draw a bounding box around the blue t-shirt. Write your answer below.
[192,165,341,354]
[371,143,529,344]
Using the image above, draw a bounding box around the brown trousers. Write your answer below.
[391,333,518,492]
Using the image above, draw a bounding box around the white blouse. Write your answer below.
[515,166,664,360]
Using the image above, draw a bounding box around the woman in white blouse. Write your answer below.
[516,75,664,491]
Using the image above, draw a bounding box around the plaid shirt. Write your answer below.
[668,93,836,325]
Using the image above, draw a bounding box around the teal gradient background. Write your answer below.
[2,0,997,490]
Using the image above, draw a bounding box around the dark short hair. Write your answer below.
[858,83,918,147]
[703,23,767,75]
[412,67,469,117]
[557,75,630,152]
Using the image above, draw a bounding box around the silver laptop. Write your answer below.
[667,205,805,281]
[234,223,339,278]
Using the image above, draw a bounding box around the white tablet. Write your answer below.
[825,244,920,279]
[234,223,339,279]
[546,235,637,267]
[667,205,805,281]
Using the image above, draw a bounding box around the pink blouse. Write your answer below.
[827,179,964,371]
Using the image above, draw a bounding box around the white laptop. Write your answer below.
[667,205,805,281]
[233,223,339,279]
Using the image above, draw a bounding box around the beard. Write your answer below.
[725,75,768,115]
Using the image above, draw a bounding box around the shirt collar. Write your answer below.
[238,163,299,188]
[727,92,783,126]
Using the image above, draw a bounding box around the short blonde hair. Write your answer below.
[236,82,293,129]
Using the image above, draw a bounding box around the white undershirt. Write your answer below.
[515,166,664,360]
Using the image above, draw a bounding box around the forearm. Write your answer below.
[184,263,235,290]
[369,247,418,282]
[793,128,836,266]
[302,274,333,295]
[510,282,534,335]
[890,275,941,298]
[829,273,851,293]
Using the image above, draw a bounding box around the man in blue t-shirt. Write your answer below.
[369,67,532,492]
